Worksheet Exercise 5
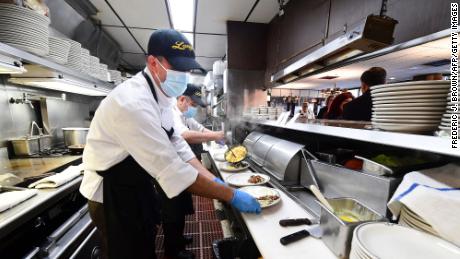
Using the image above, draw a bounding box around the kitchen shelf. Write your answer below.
[237,119,458,158]
[0,42,114,91]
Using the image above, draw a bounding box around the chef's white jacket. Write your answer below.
[172,105,205,134]
[80,68,198,202]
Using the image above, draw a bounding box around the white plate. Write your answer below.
[226,173,270,187]
[372,89,449,97]
[372,122,438,133]
[371,84,450,94]
[239,186,281,208]
[373,98,447,105]
[219,161,250,172]
[372,115,442,120]
[370,80,450,90]
[355,223,460,259]
[373,106,446,111]
[372,93,448,101]
[373,111,445,116]
[373,102,446,108]
[372,118,441,124]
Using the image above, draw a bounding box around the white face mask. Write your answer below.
[153,59,189,97]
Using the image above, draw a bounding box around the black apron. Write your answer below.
[96,71,177,259]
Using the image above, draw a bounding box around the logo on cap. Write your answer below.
[194,91,202,97]
[172,41,193,51]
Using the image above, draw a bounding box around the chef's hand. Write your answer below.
[213,177,226,185]
[212,131,225,141]
[231,189,261,214]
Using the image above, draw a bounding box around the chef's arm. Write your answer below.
[187,174,233,202]
[181,130,224,144]
[188,157,215,180]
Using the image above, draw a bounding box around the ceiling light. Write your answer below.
[8,78,110,96]
[409,66,420,70]
[389,77,396,80]
[168,0,195,32]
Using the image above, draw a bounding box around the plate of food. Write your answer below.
[226,173,270,187]
[219,161,250,172]
[239,186,281,208]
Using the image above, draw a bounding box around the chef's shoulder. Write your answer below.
[104,73,157,112]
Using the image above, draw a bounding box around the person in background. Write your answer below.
[325,92,354,120]
[157,84,225,259]
[174,84,224,161]
[343,67,387,121]
[317,95,334,119]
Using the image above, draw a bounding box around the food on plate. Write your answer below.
[256,194,280,207]
[248,175,264,184]
[225,145,247,163]
[226,161,247,170]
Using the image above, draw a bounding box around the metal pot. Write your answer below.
[62,128,89,147]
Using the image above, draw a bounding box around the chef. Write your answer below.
[173,83,224,160]
[156,84,225,258]
[80,29,261,259]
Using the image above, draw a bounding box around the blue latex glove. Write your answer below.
[216,139,226,146]
[213,177,226,185]
[230,189,261,214]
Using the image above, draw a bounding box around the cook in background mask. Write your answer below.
[81,29,261,259]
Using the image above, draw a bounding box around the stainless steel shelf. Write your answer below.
[237,119,459,158]
[0,42,114,91]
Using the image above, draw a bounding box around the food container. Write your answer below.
[10,136,40,156]
[62,127,89,147]
[38,134,53,152]
[354,152,445,176]
[318,197,385,259]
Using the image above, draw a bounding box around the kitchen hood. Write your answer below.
[272,15,398,84]
[0,53,26,74]
[9,64,110,96]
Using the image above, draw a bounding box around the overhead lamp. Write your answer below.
[8,77,109,96]
[0,53,26,74]
[167,0,195,45]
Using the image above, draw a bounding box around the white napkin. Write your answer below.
[28,164,83,189]
[0,189,38,212]
[388,163,460,246]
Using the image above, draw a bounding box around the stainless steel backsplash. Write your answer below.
[0,76,101,149]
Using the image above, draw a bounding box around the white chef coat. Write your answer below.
[172,105,205,134]
[80,68,198,203]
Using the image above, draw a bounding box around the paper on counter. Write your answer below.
[0,189,38,212]
[28,164,83,189]
[388,163,460,246]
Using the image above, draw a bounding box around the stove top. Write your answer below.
[20,147,71,158]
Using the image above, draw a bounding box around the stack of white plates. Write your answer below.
[398,205,438,236]
[438,93,459,134]
[45,36,71,64]
[99,63,108,81]
[0,4,50,56]
[66,40,82,71]
[109,69,122,85]
[80,48,91,74]
[370,81,450,133]
[350,222,460,259]
[89,56,100,78]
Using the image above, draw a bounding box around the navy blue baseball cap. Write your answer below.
[148,29,204,73]
[183,84,206,107]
